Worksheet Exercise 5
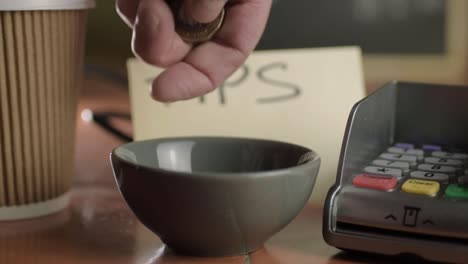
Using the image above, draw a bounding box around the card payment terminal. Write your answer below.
[323,81,468,263]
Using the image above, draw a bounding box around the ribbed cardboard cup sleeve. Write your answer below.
[0,9,87,219]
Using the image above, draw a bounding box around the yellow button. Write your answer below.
[402,179,440,196]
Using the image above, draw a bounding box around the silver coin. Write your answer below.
[167,0,226,43]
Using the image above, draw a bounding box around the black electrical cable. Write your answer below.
[90,111,133,142]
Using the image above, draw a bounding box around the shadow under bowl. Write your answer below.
[110,136,320,257]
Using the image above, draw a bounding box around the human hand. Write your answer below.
[116,0,272,102]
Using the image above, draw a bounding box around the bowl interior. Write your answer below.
[114,137,316,174]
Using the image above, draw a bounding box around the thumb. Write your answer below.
[185,0,227,23]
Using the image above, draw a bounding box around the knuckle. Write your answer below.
[149,54,174,68]
[229,48,247,67]
[132,43,174,68]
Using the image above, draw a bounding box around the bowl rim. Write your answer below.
[110,136,321,180]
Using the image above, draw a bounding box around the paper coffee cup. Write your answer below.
[0,1,95,11]
[0,0,94,220]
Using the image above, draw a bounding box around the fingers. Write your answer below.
[116,0,227,27]
[151,43,245,101]
[151,0,272,102]
[115,0,140,27]
[132,0,192,67]
[184,0,228,23]
[212,0,272,58]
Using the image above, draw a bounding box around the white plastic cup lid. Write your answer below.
[0,0,95,11]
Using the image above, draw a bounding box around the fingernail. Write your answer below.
[186,0,226,23]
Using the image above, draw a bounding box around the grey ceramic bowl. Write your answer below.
[110,137,320,257]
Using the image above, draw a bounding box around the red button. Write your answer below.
[352,174,397,191]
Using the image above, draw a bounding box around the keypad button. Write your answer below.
[352,174,397,191]
[402,179,440,196]
[379,153,417,166]
[405,149,424,161]
[372,159,410,172]
[424,157,464,167]
[417,164,457,175]
[394,143,414,150]
[387,148,423,160]
[406,149,424,157]
[387,147,405,154]
[422,144,442,152]
[410,171,449,183]
[445,184,468,199]
[364,166,403,178]
[432,151,468,161]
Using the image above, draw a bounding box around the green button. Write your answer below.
[445,184,468,199]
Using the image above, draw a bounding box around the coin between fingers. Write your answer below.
[166,0,226,43]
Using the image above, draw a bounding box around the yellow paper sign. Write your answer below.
[127,47,365,202]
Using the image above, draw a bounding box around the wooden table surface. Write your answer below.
[0,74,427,264]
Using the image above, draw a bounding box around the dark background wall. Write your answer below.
[84,0,447,69]
[256,0,446,54]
